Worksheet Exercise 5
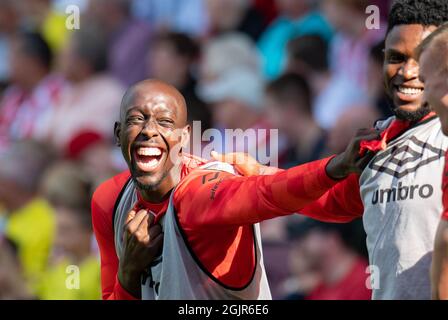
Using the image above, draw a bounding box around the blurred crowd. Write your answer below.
[0,0,392,300]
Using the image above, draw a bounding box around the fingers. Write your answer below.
[125,209,136,225]
[350,132,382,154]
[126,209,148,234]
[210,150,223,161]
[211,151,240,164]
[355,151,375,171]
[355,128,378,136]
[210,151,256,166]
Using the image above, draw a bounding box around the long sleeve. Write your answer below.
[91,172,138,300]
[299,173,364,223]
[174,156,340,230]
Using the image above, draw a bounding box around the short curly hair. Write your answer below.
[387,0,448,34]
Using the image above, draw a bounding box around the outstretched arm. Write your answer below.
[208,129,376,225]
[176,127,379,229]
[175,156,342,230]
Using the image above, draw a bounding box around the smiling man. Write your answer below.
[231,0,448,300]
[91,79,372,300]
[417,23,448,300]
[296,0,448,299]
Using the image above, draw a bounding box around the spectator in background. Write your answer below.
[198,34,270,156]
[205,0,266,41]
[38,162,101,300]
[200,32,260,82]
[0,32,64,152]
[325,106,380,154]
[0,237,33,299]
[323,0,384,86]
[284,219,371,300]
[286,33,371,130]
[0,0,20,88]
[265,73,326,167]
[0,140,55,295]
[65,130,120,189]
[258,0,333,79]
[42,25,124,151]
[87,0,152,86]
[148,32,211,131]
[253,0,278,26]
[199,67,268,155]
[131,0,207,37]
[17,0,70,53]
[286,34,330,98]
[316,0,385,129]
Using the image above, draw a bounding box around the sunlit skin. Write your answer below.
[419,41,448,135]
[114,80,190,203]
[418,35,448,300]
[384,24,437,120]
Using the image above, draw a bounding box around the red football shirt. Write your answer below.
[91,153,339,299]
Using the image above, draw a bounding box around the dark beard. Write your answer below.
[388,98,432,123]
[132,170,169,192]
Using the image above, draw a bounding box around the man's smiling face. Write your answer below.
[384,24,437,121]
[115,80,190,198]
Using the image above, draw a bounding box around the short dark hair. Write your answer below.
[153,32,200,61]
[266,73,312,115]
[287,34,329,73]
[387,0,448,35]
[17,32,53,69]
[415,22,448,60]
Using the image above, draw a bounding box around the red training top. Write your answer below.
[91,154,338,299]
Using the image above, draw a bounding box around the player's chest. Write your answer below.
[359,121,448,212]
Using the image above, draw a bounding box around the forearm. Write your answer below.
[432,219,448,300]
[116,265,142,299]
[178,156,341,228]
[299,173,364,222]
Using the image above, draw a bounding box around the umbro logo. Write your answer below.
[368,136,444,178]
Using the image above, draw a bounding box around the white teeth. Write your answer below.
[398,86,423,95]
[136,158,159,170]
[137,147,162,156]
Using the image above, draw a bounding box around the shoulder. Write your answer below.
[180,161,238,184]
[175,162,238,201]
[92,170,131,221]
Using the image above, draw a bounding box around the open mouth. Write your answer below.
[394,85,424,102]
[133,146,164,173]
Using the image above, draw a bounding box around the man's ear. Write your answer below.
[114,122,121,147]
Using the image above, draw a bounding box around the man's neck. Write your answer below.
[139,164,182,203]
